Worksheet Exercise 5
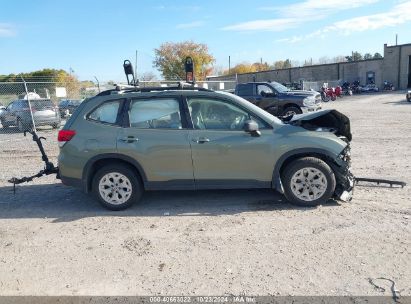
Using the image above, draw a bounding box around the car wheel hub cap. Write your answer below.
[99,172,132,205]
[290,167,327,202]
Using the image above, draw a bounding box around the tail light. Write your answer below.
[58,130,76,147]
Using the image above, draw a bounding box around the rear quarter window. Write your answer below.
[236,84,253,96]
[88,100,121,124]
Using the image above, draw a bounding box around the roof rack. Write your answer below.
[96,81,214,97]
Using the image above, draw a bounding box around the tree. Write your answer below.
[345,51,363,62]
[273,59,292,70]
[251,61,271,72]
[373,52,383,59]
[224,63,257,75]
[153,41,215,81]
[363,53,373,60]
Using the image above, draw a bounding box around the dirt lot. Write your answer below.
[0,92,410,296]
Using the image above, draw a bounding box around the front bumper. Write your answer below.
[331,145,354,202]
[301,105,322,113]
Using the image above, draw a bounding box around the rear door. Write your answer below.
[117,96,194,189]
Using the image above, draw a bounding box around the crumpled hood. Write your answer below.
[287,109,352,141]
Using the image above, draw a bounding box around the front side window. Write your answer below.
[257,84,273,96]
[128,98,182,129]
[187,98,268,131]
[88,100,120,124]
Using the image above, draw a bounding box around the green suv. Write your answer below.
[57,85,354,210]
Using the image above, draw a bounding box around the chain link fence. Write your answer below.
[0,79,236,187]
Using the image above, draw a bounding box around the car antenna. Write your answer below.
[123,60,138,87]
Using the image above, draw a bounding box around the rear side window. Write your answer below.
[88,100,121,124]
[237,84,253,96]
[128,98,182,129]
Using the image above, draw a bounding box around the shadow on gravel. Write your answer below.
[383,100,411,105]
[0,183,339,222]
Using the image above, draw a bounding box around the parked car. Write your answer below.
[0,98,61,131]
[407,90,411,102]
[59,99,83,118]
[58,85,353,210]
[234,82,321,117]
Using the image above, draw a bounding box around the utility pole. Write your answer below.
[135,50,138,81]
[228,56,231,75]
[395,34,398,46]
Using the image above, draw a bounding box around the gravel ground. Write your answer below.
[0,92,410,296]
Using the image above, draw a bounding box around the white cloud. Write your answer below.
[176,21,204,29]
[222,18,301,31]
[277,1,411,43]
[223,0,379,32]
[0,23,16,37]
[274,0,380,18]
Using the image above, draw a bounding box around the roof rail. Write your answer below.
[96,81,214,96]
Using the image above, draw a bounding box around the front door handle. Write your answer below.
[119,136,139,143]
[193,137,210,144]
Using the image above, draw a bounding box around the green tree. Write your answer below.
[345,51,363,62]
[373,52,383,59]
[153,41,215,81]
[363,53,373,60]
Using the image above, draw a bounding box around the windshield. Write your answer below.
[270,81,289,93]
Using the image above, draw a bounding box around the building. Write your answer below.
[210,42,411,90]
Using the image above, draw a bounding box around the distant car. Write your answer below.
[360,84,379,93]
[0,98,61,131]
[406,90,411,102]
[59,99,83,118]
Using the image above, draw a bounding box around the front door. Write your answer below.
[117,96,194,189]
[186,96,275,189]
[255,83,280,115]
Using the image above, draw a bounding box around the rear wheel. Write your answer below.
[282,157,336,207]
[282,106,302,117]
[92,163,143,210]
[52,123,60,129]
[0,119,9,129]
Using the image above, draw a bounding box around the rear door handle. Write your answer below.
[193,137,210,144]
[119,136,139,143]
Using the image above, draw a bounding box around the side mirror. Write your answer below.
[244,120,261,137]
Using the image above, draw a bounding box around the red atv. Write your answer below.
[321,86,337,102]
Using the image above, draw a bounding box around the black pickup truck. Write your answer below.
[234,81,322,117]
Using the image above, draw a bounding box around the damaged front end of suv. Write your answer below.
[285,109,355,202]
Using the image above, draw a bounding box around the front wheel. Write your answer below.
[92,163,143,210]
[321,93,330,102]
[282,106,302,117]
[17,119,31,132]
[281,157,336,207]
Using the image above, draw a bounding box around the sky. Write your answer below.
[1,0,410,81]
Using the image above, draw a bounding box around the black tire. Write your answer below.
[92,163,143,211]
[52,123,60,129]
[282,106,302,117]
[407,96,411,103]
[0,119,9,129]
[281,157,336,207]
[321,93,330,102]
[17,119,30,132]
